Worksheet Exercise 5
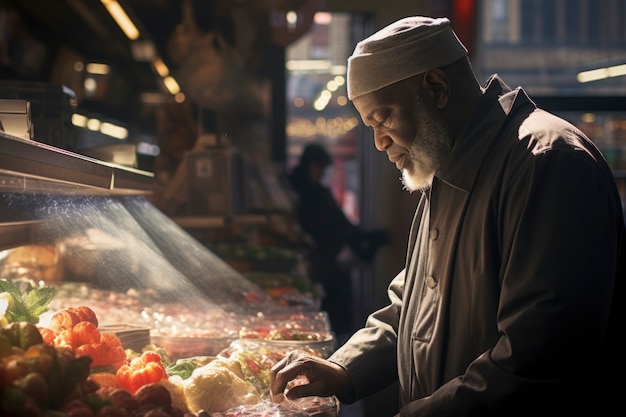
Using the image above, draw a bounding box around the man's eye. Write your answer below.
[373,117,386,128]
[376,119,390,129]
[375,112,391,127]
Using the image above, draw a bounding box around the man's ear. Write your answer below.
[422,69,450,109]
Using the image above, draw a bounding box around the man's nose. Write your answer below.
[374,131,392,151]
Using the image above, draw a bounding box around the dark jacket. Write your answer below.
[329,75,625,416]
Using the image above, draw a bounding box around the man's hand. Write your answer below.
[270,350,352,401]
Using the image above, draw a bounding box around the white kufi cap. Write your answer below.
[347,16,468,100]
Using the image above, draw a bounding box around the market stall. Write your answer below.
[0,131,338,416]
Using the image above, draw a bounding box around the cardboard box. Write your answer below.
[0,81,76,149]
[0,99,33,139]
[186,148,246,216]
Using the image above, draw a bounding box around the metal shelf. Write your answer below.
[0,220,42,251]
[0,132,155,251]
[172,214,269,229]
[0,132,154,195]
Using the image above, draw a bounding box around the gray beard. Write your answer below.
[401,102,452,192]
[401,170,434,192]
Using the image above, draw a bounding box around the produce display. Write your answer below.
[0,152,339,416]
[0,279,180,416]
[45,282,334,361]
[208,244,321,309]
[45,282,243,359]
[207,244,305,275]
[0,279,339,416]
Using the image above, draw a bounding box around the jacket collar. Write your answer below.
[435,75,536,192]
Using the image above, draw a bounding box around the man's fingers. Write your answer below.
[270,392,285,404]
[284,381,315,400]
[270,351,308,395]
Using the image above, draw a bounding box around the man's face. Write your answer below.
[352,75,452,192]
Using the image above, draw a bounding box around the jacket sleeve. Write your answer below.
[400,126,624,416]
[327,268,405,403]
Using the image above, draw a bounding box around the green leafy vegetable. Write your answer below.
[167,359,199,380]
[0,279,56,324]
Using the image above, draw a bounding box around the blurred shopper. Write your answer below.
[271,16,625,416]
[288,143,388,338]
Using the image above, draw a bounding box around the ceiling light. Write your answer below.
[100,0,140,40]
[286,60,331,72]
[163,76,181,95]
[152,57,170,77]
[577,63,626,83]
[71,113,88,128]
[86,63,110,75]
[137,142,160,157]
[100,122,128,140]
[87,118,101,131]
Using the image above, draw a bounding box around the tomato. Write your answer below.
[69,306,98,327]
[38,327,56,345]
[48,306,98,335]
[55,322,101,350]
[75,344,100,365]
[115,351,167,395]
[95,333,127,370]
[138,351,162,365]
[51,316,127,371]
[49,310,82,334]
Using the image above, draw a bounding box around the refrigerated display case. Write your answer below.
[0,131,338,416]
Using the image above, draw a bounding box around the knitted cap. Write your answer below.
[347,16,468,100]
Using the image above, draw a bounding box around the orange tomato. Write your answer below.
[48,306,98,335]
[75,344,100,365]
[97,332,127,370]
[38,326,56,345]
[70,306,98,327]
[115,351,167,394]
[55,322,101,350]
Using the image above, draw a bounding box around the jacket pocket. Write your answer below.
[412,275,438,343]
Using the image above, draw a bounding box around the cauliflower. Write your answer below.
[160,376,189,412]
[184,360,261,413]
[210,357,245,380]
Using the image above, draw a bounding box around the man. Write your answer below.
[270,16,625,416]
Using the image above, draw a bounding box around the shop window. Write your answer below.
[285,12,371,224]
[475,0,626,218]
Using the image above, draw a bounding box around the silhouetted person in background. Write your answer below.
[288,143,389,337]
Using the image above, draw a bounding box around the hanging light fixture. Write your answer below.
[100,0,140,40]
